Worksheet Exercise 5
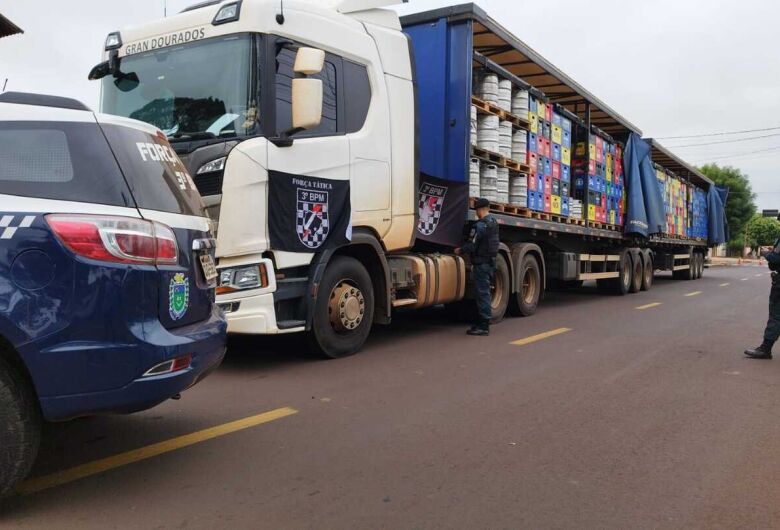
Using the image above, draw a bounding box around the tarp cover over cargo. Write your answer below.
[623,134,666,236]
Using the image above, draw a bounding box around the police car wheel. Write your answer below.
[490,255,511,324]
[509,254,541,317]
[0,355,41,497]
[309,256,374,359]
[641,250,654,291]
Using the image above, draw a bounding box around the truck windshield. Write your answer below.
[101,34,256,142]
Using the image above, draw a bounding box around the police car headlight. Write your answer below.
[213,1,241,25]
[197,157,226,175]
[217,264,268,294]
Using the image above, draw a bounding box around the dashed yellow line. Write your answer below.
[685,291,702,297]
[636,302,662,310]
[511,327,571,346]
[740,278,749,281]
[17,407,299,495]
[719,283,730,287]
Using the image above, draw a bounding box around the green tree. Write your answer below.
[746,214,780,250]
[699,163,757,242]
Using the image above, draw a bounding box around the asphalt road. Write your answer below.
[3,264,780,529]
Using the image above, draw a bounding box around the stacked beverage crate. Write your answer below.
[654,166,689,236]
[572,130,624,225]
[526,96,572,215]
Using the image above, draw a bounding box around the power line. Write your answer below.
[656,125,780,140]
[668,133,780,148]
[694,145,780,163]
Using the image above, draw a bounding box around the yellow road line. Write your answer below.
[719,283,730,287]
[636,302,662,310]
[685,291,702,297]
[740,278,749,281]
[511,327,571,346]
[755,273,763,277]
[17,407,298,495]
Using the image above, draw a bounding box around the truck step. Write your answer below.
[277,320,306,329]
[392,298,418,308]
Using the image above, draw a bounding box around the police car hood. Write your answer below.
[215,141,269,259]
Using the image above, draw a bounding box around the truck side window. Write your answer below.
[343,60,371,133]
[275,47,338,137]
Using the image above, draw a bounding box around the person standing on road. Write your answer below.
[745,238,780,359]
[456,198,499,336]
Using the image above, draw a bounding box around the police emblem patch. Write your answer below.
[296,188,330,249]
[169,272,190,320]
[417,182,448,235]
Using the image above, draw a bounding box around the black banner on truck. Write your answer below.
[416,173,469,247]
[268,170,352,253]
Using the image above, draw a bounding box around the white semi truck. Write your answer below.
[92,0,726,358]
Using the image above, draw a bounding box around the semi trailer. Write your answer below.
[91,0,727,358]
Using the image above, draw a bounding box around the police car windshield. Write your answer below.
[101,34,257,142]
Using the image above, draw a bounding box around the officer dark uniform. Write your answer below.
[745,237,780,359]
[459,198,499,336]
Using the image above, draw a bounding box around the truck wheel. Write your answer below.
[509,254,541,317]
[629,252,643,293]
[612,251,632,295]
[698,254,705,278]
[0,356,41,497]
[490,254,511,324]
[641,251,653,291]
[308,256,374,359]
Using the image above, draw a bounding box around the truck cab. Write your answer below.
[95,0,417,356]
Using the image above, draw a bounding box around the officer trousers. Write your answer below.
[473,262,496,325]
[764,299,780,345]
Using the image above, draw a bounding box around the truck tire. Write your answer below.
[0,356,41,497]
[509,254,541,317]
[308,256,374,359]
[698,254,705,278]
[602,251,631,295]
[629,252,643,293]
[490,254,511,324]
[641,250,653,291]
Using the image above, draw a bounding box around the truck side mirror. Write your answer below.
[293,47,325,75]
[292,78,323,130]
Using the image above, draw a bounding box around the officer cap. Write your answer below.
[475,198,490,209]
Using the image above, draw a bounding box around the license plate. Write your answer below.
[199,252,217,282]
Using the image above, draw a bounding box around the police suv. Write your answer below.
[0,92,227,495]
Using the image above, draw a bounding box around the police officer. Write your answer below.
[745,237,780,359]
[456,198,499,336]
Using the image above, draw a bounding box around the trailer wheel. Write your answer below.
[509,254,541,317]
[490,254,511,324]
[641,250,653,291]
[0,355,41,497]
[308,256,374,358]
[698,254,705,278]
[629,252,643,293]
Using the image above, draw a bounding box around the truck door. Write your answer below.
[267,46,350,221]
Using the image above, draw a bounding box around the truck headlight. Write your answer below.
[217,263,268,294]
[197,157,226,175]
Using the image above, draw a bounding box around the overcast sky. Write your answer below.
[1,0,778,209]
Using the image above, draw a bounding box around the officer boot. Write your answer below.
[744,342,773,359]
[467,320,490,336]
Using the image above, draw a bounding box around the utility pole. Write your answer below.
[2,79,7,93]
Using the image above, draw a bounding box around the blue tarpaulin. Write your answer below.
[707,186,728,245]
[624,133,666,236]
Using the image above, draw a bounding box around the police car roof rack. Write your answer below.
[0,91,91,112]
